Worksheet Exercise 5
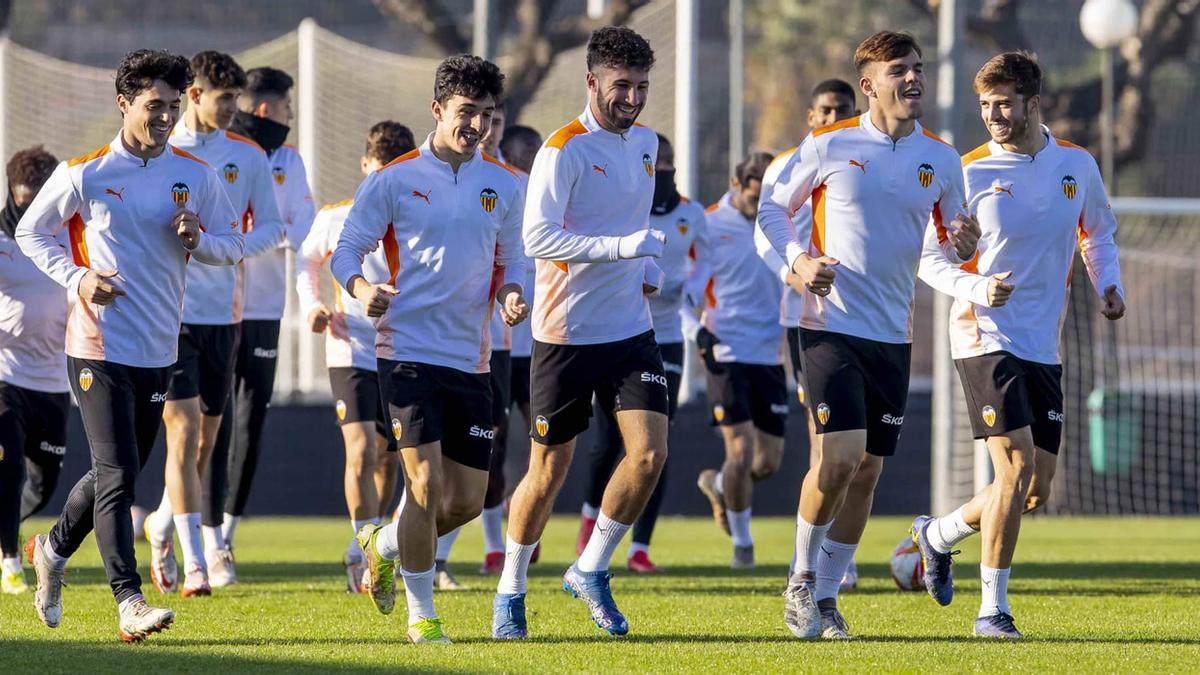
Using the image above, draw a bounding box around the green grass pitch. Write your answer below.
[2,515,1197,673]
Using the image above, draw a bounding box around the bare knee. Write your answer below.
[625,442,667,477]
[346,445,376,477]
[750,436,784,481]
[850,454,884,490]
[403,460,443,511]
[1024,477,1052,513]
[816,451,861,490]
[442,491,484,529]
[529,444,574,493]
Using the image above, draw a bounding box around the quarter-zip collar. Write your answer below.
[174,118,223,147]
[421,132,482,178]
[110,131,171,169]
[987,124,1054,162]
[861,111,923,149]
[581,103,631,141]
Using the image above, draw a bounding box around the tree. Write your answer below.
[372,0,652,121]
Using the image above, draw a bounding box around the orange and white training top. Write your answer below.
[918,128,1124,365]
[296,199,389,372]
[172,120,285,325]
[489,167,529,355]
[757,114,968,344]
[523,106,660,346]
[16,133,243,368]
[649,196,706,344]
[0,228,68,392]
[331,136,526,374]
[244,144,315,320]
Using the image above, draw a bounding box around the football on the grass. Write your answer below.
[890,537,926,590]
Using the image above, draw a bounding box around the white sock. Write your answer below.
[375,521,400,560]
[496,536,537,594]
[2,557,21,574]
[814,539,858,602]
[42,539,67,569]
[148,489,175,543]
[979,565,1012,618]
[174,513,205,571]
[221,513,240,548]
[436,526,462,561]
[481,506,505,554]
[401,566,437,625]
[201,525,225,554]
[792,515,831,576]
[346,535,363,561]
[928,506,977,553]
[728,507,753,547]
[628,542,649,559]
[714,471,725,496]
[576,511,631,573]
[581,502,599,519]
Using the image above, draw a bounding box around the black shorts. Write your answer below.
[378,359,493,470]
[490,350,512,424]
[168,323,240,415]
[786,326,809,407]
[659,341,684,420]
[800,329,911,457]
[510,356,531,410]
[0,382,69,466]
[955,352,1064,454]
[329,367,397,452]
[704,361,788,437]
[529,330,669,445]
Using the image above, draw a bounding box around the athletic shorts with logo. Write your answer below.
[800,328,911,457]
[0,382,69,467]
[490,350,512,424]
[329,367,397,452]
[658,341,684,420]
[955,351,1064,454]
[529,330,669,445]
[167,323,240,414]
[378,359,493,470]
[705,361,788,437]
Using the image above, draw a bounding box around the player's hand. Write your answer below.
[791,253,839,296]
[351,277,398,318]
[616,229,666,259]
[784,271,807,295]
[173,207,202,250]
[986,271,1015,308]
[949,207,981,260]
[78,269,126,305]
[497,283,529,326]
[307,305,332,333]
[1101,284,1126,320]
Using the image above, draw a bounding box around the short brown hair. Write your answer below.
[854,31,922,74]
[735,151,775,186]
[974,51,1042,98]
[365,121,416,164]
[6,145,58,188]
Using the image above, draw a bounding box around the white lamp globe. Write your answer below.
[1080,0,1139,49]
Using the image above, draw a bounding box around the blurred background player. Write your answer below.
[757,31,979,640]
[18,48,242,640]
[688,151,786,571]
[336,55,527,645]
[144,50,285,597]
[914,51,1125,639]
[297,121,413,593]
[493,26,667,640]
[754,77,860,589]
[576,132,705,574]
[0,146,66,595]
[208,66,316,577]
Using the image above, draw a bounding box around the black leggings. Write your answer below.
[0,383,68,558]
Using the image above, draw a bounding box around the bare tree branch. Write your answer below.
[373,0,470,55]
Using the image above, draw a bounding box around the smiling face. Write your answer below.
[118,79,183,152]
[587,64,650,133]
[861,49,925,122]
[432,93,495,157]
[979,82,1038,146]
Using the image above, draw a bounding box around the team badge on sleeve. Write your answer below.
[981,405,997,427]
[391,418,403,440]
[643,153,654,177]
[78,368,94,392]
[1062,175,1077,199]
[479,188,499,213]
[272,166,286,185]
[816,403,830,426]
[535,415,549,437]
[171,182,190,207]
[917,163,935,188]
[223,163,240,184]
[335,400,347,421]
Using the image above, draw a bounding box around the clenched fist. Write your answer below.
[497,283,529,326]
[173,207,201,250]
[790,253,839,297]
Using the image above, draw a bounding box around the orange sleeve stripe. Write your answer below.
[811,184,827,254]
[959,251,980,273]
[704,202,720,214]
[1057,138,1086,151]
[170,146,209,166]
[546,119,588,150]
[68,213,89,267]
[921,127,954,148]
[225,131,265,151]
[379,148,421,172]
[67,145,110,167]
[383,223,401,285]
[812,115,860,138]
[553,261,568,273]
[482,153,518,175]
[321,198,354,212]
[932,202,947,244]
[961,143,991,167]
[704,277,717,308]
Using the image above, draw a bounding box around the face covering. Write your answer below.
[1,187,25,239]
[651,168,681,215]
[230,111,290,154]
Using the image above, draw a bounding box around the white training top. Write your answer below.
[331,136,526,374]
[649,197,706,345]
[918,128,1124,365]
[16,134,243,368]
[171,121,285,325]
[523,106,660,345]
[0,228,69,392]
[754,145,804,328]
[685,192,785,365]
[297,199,388,372]
[757,114,969,344]
[243,144,315,320]
[489,167,530,355]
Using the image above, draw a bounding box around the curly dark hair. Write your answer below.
[243,67,294,102]
[433,55,504,105]
[365,121,416,164]
[191,50,247,89]
[586,26,655,72]
[114,49,193,100]
[6,145,58,188]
